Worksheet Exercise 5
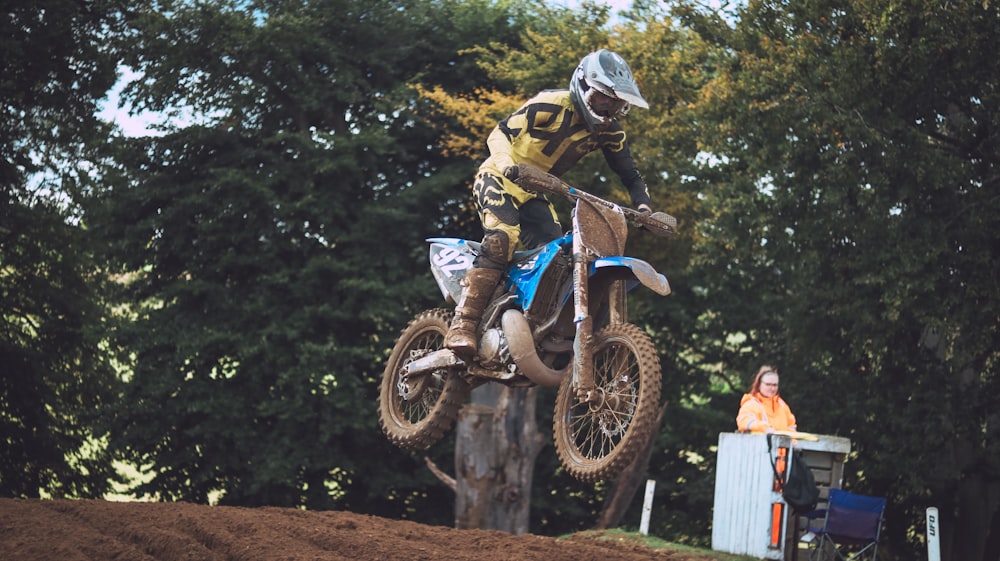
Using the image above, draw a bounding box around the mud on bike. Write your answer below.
[377,163,676,482]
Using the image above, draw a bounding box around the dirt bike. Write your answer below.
[377,163,677,482]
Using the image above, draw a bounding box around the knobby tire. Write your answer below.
[378,308,469,451]
[552,322,662,482]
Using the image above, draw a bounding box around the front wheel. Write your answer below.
[553,322,662,482]
[378,308,469,451]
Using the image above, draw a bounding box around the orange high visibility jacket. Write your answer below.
[736,392,797,433]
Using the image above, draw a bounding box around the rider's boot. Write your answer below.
[445,267,502,360]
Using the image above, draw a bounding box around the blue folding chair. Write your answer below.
[806,488,886,561]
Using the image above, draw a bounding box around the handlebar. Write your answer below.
[504,163,677,237]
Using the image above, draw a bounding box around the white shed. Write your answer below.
[711,432,851,560]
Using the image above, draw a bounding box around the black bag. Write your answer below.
[782,450,819,511]
[768,435,820,511]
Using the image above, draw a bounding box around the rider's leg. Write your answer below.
[445,172,523,360]
[444,230,507,360]
[518,197,563,249]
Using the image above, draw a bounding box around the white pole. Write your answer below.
[640,479,656,535]
[926,507,941,561]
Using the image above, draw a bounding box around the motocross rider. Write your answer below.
[445,49,655,360]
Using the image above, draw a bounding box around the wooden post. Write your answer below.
[640,479,655,535]
[927,507,941,561]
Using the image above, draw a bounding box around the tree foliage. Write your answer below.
[1,0,121,188]
[1,0,123,499]
[674,1,1000,558]
[1,198,120,498]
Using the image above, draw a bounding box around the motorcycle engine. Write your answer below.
[476,327,510,367]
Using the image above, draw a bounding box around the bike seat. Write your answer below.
[463,241,550,265]
[512,245,548,263]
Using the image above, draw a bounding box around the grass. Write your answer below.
[571,528,760,561]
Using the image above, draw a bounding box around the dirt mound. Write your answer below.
[0,498,718,561]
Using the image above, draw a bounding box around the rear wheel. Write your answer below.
[553,322,662,482]
[378,308,469,451]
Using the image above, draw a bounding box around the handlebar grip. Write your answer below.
[642,211,679,237]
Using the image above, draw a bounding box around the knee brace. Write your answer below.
[477,229,511,270]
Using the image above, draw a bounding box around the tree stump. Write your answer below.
[454,384,544,534]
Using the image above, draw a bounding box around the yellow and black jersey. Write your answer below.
[479,89,650,208]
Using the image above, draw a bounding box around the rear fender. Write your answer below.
[591,256,670,296]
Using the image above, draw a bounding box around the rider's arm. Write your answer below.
[486,125,516,172]
[601,129,651,210]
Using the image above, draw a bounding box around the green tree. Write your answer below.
[1,199,120,498]
[675,1,1000,559]
[1,0,123,498]
[90,0,530,516]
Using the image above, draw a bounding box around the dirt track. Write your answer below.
[0,498,723,561]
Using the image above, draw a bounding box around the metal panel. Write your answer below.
[712,433,785,559]
[712,432,851,561]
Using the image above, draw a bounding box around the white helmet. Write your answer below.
[569,49,649,130]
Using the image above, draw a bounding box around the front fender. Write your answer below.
[591,256,671,296]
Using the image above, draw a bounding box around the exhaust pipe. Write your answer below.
[502,309,570,387]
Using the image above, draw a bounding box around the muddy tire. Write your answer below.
[552,322,662,482]
[378,308,469,451]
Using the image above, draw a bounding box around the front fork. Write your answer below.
[571,225,630,406]
[571,221,596,403]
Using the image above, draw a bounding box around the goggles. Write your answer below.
[586,90,628,118]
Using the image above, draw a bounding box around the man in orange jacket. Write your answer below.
[736,365,797,433]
